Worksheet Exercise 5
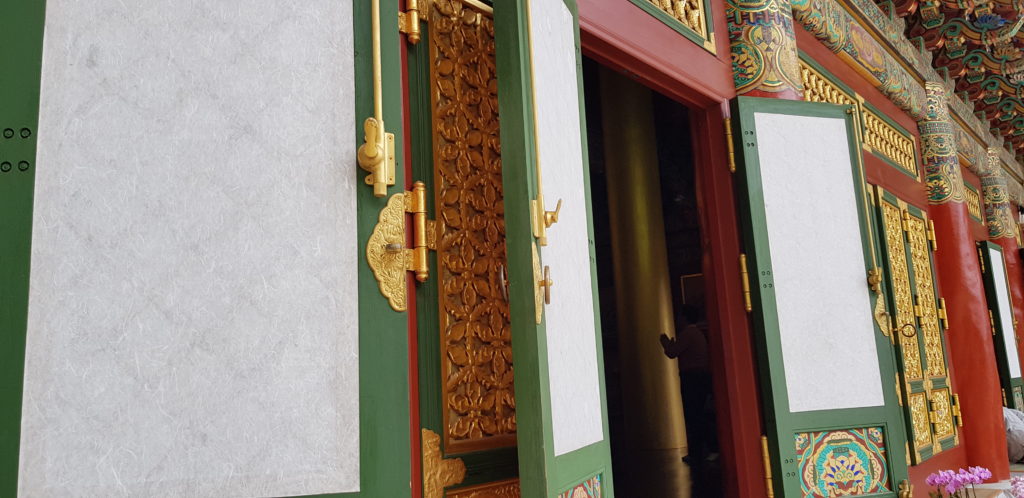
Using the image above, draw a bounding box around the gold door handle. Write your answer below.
[539,266,553,305]
[899,323,918,338]
[357,0,395,197]
[543,199,563,228]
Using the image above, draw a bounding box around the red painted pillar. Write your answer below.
[982,161,1024,379]
[925,95,1010,478]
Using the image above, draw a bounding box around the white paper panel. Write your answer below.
[527,0,604,456]
[20,0,359,496]
[754,112,885,413]
[989,248,1022,378]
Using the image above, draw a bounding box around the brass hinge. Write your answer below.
[979,247,986,273]
[927,219,938,251]
[928,398,939,434]
[938,297,949,329]
[739,253,752,313]
[366,181,438,312]
[901,209,911,232]
[990,310,998,336]
[398,0,429,44]
[952,393,963,427]
[912,295,923,318]
[760,436,775,498]
[724,117,736,173]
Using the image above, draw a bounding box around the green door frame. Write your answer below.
[495,0,615,496]
[979,241,1024,410]
[730,96,910,497]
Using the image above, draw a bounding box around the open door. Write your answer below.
[979,242,1024,409]
[730,97,910,496]
[495,1,615,497]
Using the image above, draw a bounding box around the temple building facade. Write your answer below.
[8,0,1024,496]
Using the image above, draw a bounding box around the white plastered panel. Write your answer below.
[527,0,604,456]
[989,247,1022,378]
[19,0,359,496]
[754,112,885,413]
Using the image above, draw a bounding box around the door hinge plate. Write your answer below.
[367,182,436,312]
[739,253,752,313]
[724,117,736,173]
[760,435,775,498]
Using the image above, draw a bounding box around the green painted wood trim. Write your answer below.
[626,0,716,54]
[0,0,46,494]
[495,1,614,496]
[978,242,1024,406]
[341,0,413,495]
[731,96,909,497]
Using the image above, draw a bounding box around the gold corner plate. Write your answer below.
[367,193,410,312]
[422,428,467,498]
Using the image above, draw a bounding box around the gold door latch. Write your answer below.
[367,182,437,312]
[357,0,396,197]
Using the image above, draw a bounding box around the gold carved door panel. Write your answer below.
[875,187,960,464]
[410,1,521,496]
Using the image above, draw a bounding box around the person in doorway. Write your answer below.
[660,304,719,489]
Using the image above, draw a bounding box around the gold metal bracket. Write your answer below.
[724,117,736,173]
[867,267,883,293]
[530,196,562,247]
[398,0,429,44]
[898,479,913,498]
[938,297,949,329]
[366,181,437,311]
[358,0,396,197]
[760,436,775,498]
[901,209,911,232]
[978,247,987,273]
[739,254,752,313]
[952,393,963,427]
[421,428,466,498]
[927,219,938,251]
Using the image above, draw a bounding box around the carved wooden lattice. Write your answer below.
[881,202,923,380]
[906,215,946,379]
[429,0,516,453]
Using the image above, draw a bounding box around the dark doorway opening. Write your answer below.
[583,56,723,497]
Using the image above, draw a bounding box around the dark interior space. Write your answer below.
[583,56,722,497]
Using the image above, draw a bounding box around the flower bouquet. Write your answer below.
[925,467,992,497]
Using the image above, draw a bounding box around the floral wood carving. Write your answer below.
[447,479,521,498]
[423,428,467,498]
[430,0,516,452]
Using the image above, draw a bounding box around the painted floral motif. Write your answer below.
[920,83,966,204]
[795,428,891,497]
[726,0,803,95]
[558,475,601,498]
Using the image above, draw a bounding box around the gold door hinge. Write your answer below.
[938,297,949,329]
[990,310,997,336]
[739,253,752,313]
[912,295,923,318]
[927,219,938,251]
[366,181,438,312]
[724,117,736,173]
[399,0,429,44]
[979,247,987,273]
[901,209,911,232]
[760,436,775,498]
[952,393,963,427]
[928,398,939,434]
